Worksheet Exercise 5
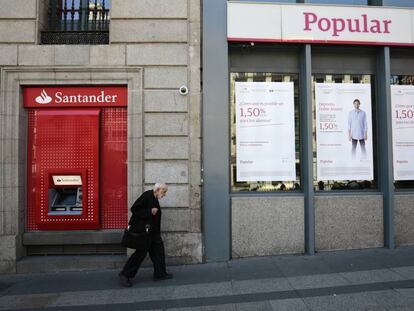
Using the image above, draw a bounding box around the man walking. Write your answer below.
[119,183,173,287]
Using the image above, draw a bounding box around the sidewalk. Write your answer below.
[0,247,413,310]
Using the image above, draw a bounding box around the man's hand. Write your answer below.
[151,208,158,215]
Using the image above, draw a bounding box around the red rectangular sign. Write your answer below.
[23,86,127,108]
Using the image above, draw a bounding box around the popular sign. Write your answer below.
[23,86,127,108]
[228,2,414,46]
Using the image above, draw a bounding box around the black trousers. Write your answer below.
[121,234,166,278]
[352,139,366,157]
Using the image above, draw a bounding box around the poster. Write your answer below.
[391,85,414,181]
[315,83,374,181]
[235,82,296,181]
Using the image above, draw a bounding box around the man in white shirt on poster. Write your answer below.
[348,99,368,158]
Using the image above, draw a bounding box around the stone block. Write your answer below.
[127,162,142,187]
[161,208,191,232]
[3,164,18,187]
[395,194,414,246]
[2,139,18,164]
[163,232,202,262]
[315,195,383,251]
[144,90,187,112]
[190,137,201,160]
[111,0,187,18]
[145,160,188,183]
[0,45,17,65]
[90,45,126,66]
[190,208,201,232]
[0,0,37,18]
[127,113,143,138]
[144,113,188,136]
[0,21,36,43]
[127,44,187,66]
[189,44,201,69]
[18,45,54,66]
[0,235,16,261]
[189,0,201,22]
[144,67,187,89]
[111,20,187,43]
[189,22,201,45]
[144,184,189,207]
[55,46,90,65]
[189,184,201,210]
[145,137,188,159]
[232,196,305,257]
[128,89,143,115]
[0,260,15,274]
[128,137,143,165]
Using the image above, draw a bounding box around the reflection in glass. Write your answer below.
[391,75,414,190]
[230,72,301,192]
[312,74,378,191]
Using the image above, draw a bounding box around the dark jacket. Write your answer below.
[128,190,161,235]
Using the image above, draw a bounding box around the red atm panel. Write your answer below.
[29,109,100,230]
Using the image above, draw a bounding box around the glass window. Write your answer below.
[230,72,301,192]
[304,0,368,4]
[382,0,414,7]
[390,75,414,190]
[312,74,378,191]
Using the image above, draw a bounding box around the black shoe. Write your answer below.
[153,273,174,281]
[119,272,132,287]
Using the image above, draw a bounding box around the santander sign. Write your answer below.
[23,86,127,108]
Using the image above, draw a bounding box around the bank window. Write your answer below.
[312,74,378,191]
[390,75,414,190]
[41,0,110,44]
[382,0,414,7]
[304,0,368,4]
[230,72,301,192]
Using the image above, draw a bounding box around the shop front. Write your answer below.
[203,1,414,261]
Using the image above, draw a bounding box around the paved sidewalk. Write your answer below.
[0,247,413,310]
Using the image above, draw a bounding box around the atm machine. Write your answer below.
[24,86,128,231]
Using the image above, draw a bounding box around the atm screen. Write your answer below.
[54,188,77,206]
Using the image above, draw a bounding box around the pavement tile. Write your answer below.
[176,262,230,285]
[287,273,350,290]
[229,257,284,280]
[269,298,311,310]
[235,301,274,311]
[167,304,237,311]
[390,266,414,279]
[319,251,389,273]
[303,291,386,311]
[272,255,335,277]
[171,281,233,299]
[231,277,293,295]
[339,268,406,284]
[361,290,414,309]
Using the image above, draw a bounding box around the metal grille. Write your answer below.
[27,108,128,231]
[42,0,110,45]
[100,108,128,229]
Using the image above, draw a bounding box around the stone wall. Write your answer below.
[0,0,202,273]
[315,195,384,251]
[232,196,305,257]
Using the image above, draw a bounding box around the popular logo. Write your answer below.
[35,89,52,104]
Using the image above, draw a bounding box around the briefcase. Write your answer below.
[121,225,151,250]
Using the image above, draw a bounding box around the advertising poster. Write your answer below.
[235,82,296,181]
[391,85,414,181]
[315,83,374,181]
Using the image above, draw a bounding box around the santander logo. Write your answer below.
[35,89,52,104]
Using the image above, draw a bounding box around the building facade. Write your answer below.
[203,0,414,261]
[0,0,202,273]
[1,0,414,274]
